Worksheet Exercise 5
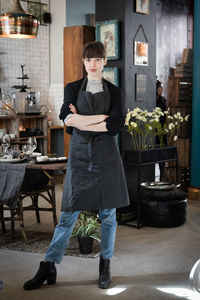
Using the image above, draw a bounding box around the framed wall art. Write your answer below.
[135,74,147,102]
[134,41,148,66]
[136,0,149,15]
[103,67,119,87]
[96,20,120,60]
[27,0,48,25]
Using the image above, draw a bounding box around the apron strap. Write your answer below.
[88,137,93,171]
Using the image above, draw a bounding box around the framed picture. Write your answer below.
[27,0,48,25]
[96,20,120,60]
[135,74,147,102]
[103,67,119,87]
[134,41,148,66]
[136,0,149,14]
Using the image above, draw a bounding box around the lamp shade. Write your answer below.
[0,0,39,39]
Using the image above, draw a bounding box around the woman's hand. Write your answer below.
[66,113,109,129]
[69,103,77,114]
[66,114,80,127]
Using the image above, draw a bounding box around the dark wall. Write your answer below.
[96,0,157,211]
[96,0,156,110]
[95,0,125,92]
[96,0,157,154]
[125,0,156,112]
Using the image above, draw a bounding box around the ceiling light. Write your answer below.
[0,0,39,39]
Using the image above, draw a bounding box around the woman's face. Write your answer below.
[157,85,163,96]
[83,57,107,80]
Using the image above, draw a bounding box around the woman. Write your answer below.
[23,41,129,290]
[156,79,167,179]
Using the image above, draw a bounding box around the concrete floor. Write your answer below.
[1,184,200,300]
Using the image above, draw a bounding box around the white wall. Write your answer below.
[0,0,94,126]
[48,0,66,125]
[156,0,190,97]
[0,0,49,107]
[49,0,66,84]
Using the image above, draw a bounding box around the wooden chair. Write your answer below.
[0,180,57,241]
[0,201,26,240]
[0,162,66,241]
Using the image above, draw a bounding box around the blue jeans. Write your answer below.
[45,208,117,264]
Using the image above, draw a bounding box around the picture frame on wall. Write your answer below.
[135,74,147,102]
[103,67,119,87]
[96,20,120,60]
[134,41,148,66]
[136,0,149,15]
[27,0,48,25]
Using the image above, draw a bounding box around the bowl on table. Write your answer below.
[36,156,49,162]
[31,152,42,158]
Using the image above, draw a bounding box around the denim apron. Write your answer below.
[61,78,130,212]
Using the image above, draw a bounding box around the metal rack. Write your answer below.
[118,146,178,229]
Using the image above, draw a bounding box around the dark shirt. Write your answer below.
[156,95,167,126]
[156,95,167,145]
[59,77,125,136]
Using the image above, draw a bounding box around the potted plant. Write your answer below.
[124,106,190,164]
[72,211,101,254]
[125,106,190,150]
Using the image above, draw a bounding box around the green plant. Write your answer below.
[125,107,189,150]
[72,211,101,242]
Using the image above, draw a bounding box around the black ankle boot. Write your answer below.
[23,261,57,290]
[98,256,111,289]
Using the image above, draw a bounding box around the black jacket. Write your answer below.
[59,77,125,136]
[156,95,167,126]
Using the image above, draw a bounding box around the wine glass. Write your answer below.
[27,137,37,154]
[2,135,10,156]
[22,144,29,154]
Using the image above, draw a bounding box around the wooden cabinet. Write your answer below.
[0,114,48,154]
[166,68,192,189]
[63,25,95,156]
[63,26,95,86]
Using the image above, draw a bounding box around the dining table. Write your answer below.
[26,161,67,179]
[0,158,67,208]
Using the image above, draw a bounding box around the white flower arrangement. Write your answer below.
[125,107,189,150]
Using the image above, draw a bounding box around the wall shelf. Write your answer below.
[0,114,48,154]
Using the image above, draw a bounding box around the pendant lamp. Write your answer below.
[0,0,39,39]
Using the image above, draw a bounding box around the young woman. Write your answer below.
[23,41,129,290]
[156,79,167,179]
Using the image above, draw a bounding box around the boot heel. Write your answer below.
[47,274,56,285]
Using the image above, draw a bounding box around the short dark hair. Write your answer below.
[156,80,162,90]
[82,41,106,59]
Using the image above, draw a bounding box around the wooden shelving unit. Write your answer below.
[0,114,48,154]
[165,61,192,190]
